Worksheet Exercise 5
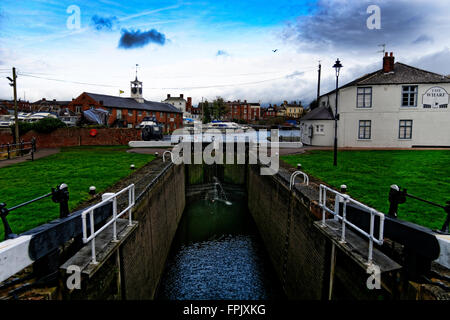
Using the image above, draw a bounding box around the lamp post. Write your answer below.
[332,59,343,167]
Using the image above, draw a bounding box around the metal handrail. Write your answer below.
[81,184,135,264]
[319,184,385,264]
[289,171,309,189]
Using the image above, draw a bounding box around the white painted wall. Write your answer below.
[299,120,334,146]
[317,83,450,148]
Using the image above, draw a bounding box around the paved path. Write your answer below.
[0,148,60,168]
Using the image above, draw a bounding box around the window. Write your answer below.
[357,87,372,108]
[75,106,81,113]
[358,120,371,139]
[128,110,133,116]
[138,111,142,116]
[402,86,418,107]
[399,120,413,139]
[116,109,122,119]
[315,124,324,134]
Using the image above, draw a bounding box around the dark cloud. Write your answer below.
[216,50,229,56]
[286,71,305,79]
[409,48,450,76]
[118,28,166,49]
[412,34,433,45]
[91,15,118,31]
[282,0,442,52]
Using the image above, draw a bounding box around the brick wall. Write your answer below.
[0,128,142,148]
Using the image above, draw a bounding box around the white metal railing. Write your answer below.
[81,184,135,264]
[319,184,385,264]
[290,171,309,189]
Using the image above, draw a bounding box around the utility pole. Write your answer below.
[7,68,19,144]
[317,61,321,103]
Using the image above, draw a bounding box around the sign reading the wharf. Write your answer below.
[423,86,449,109]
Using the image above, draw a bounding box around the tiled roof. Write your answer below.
[84,92,182,113]
[301,106,334,121]
[321,62,450,97]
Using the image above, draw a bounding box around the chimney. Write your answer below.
[180,94,184,99]
[383,52,395,73]
[167,94,171,99]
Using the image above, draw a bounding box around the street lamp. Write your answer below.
[332,59,343,167]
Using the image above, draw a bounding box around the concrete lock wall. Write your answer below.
[61,162,185,300]
[119,163,185,299]
[247,165,328,299]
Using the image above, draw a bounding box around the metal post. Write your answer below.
[0,203,17,240]
[7,143,10,160]
[90,211,97,264]
[112,197,117,242]
[333,74,339,167]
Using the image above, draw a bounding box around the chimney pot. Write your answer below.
[180,94,184,99]
[167,94,171,99]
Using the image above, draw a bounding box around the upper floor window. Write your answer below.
[402,86,418,107]
[358,120,371,139]
[116,109,122,119]
[138,111,142,116]
[357,87,372,108]
[128,110,133,116]
[399,120,413,139]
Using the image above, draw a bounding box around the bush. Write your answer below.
[10,118,67,136]
[32,117,67,133]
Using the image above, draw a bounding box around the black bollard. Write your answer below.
[52,184,70,219]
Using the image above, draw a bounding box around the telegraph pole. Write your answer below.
[317,61,321,102]
[7,67,20,144]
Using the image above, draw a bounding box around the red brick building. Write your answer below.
[68,77,183,132]
[225,100,261,122]
[261,105,277,118]
[0,100,33,113]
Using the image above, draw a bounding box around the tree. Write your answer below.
[212,96,229,120]
[309,99,319,110]
[202,100,211,124]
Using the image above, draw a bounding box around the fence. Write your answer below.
[0,138,36,161]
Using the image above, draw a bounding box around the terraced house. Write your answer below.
[300,53,450,148]
[69,76,183,132]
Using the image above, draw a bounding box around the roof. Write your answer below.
[301,106,334,121]
[83,92,183,113]
[33,99,71,105]
[321,62,450,98]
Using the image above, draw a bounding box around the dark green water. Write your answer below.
[157,187,284,300]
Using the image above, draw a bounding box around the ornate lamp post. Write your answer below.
[332,59,343,167]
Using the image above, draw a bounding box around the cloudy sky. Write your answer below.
[1,0,450,106]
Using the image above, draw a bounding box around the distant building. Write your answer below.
[69,76,182,132]
[225,100,260,122]
[0,100,32,113]
[32,98,71,113]
[262,105,277,118]
[282,101,304,118]
[301,52,450,147]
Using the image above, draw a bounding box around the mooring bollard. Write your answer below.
[297,163,302,170]
[89,186,96,195]
[130,164,135,170]
[51,184,70,219]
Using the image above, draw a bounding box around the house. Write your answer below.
[300,52,450,148]
[276,104,286,117]
[0,100,32,113]
[225,100,261,122]
[69,76,183,132]
[262,105,277,118]
[32,98,71,113]
[283,101,304,118]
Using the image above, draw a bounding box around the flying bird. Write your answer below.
[272,49,278,53]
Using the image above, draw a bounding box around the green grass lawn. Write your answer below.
[0,146,155,239]
[282,150,450,230]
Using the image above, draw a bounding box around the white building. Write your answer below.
[300,53,450,148]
